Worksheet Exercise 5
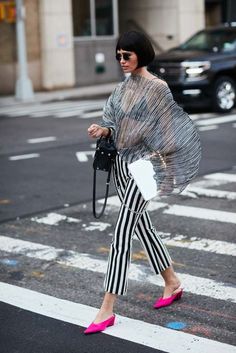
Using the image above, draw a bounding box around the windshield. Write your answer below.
[179,29,236,52]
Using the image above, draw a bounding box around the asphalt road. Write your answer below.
[0,104,235,222]
[0,100,236,353]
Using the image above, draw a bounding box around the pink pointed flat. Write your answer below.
[153,288,183,309]
[84,314,115,335]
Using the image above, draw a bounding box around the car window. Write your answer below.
[222,37,236,52]
[179,29,236,52]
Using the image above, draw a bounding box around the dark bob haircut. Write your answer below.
[116,31,155,68]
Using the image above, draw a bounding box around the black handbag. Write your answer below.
[93,136,117,218]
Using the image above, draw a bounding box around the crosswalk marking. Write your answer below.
[196,114,236,126]
[0,100,234,125]
[27,136,57,144]
[183,186,236,200]
[145,232,236,257]
[104,196,236,224]
[204,173,236,183]
[75,151,94,162]
[189,112,219,120]
[0,100,105,113]
[9,153,40,161]
[198,125,218,131]
[31,213,81,226]
[0,100,106,119]
[163,204,236,224]
[0,235,235,302]
[0,169,235,349]
[191,178,233,188]
[1,282,235,353]
[28,211,236,256]
[102,195,168,210]
[80,110,103,119]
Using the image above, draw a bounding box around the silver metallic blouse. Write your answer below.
[101,74,201,196]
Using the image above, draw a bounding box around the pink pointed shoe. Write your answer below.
[153,288,183,309]
[84,314,116,335]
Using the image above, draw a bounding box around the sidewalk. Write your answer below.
[0,82,118,108]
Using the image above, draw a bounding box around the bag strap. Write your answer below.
[92,167,112,219]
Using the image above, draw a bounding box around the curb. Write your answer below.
[0,82,118,108]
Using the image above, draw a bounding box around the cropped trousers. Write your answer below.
[104,154,172,295]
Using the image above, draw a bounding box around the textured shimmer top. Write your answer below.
[101,74,201,196]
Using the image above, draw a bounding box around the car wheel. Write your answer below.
[213,76,236,113]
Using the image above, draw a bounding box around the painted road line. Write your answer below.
[75,151,94,162]
[196,114,236,126]
[0,235,235,302]
[0,101,105,118]
[51,111,82,118]
[190,112,218,121]
[233,123,236,128]
[31,213,81,226]
[30,112,60,118]
[198,125,218,131]
[83,221,111,232]
[184,186,236,200]
[204,173,236,183]
[0,104,42,115]
[9,153,40,161]
[104,196,236,224]
[163,205,236,224]
[1,283,235,353]
[102,195,168,211]
[191,179,233,188]
[0,102,78,114]
[27,136,57,144]
[29,212,235,256]
[80,110,103,119]
[53,110,91,118]
[158,233,236,257]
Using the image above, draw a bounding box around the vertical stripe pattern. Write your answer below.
[104,155,172,295]
[102,74,201,196]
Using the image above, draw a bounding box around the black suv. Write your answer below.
[148,25,236,112]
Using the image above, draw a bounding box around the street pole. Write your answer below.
[15,0,34,101]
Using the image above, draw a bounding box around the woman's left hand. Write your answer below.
[88,124,106,138]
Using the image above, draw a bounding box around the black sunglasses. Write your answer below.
[116,53,132,61]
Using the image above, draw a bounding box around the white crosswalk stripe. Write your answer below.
[182,186,236,200]
[163,204,236,224]
[1,283,235,353]
[0,99,106,119]
[0,235,235,302]
[102,170,236,206]
[0,101,235,128]
[195,114,236,126]
[0,166,235,349]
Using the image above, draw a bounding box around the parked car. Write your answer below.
[148,24,236,112]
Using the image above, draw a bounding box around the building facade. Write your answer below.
[0,0,235,95]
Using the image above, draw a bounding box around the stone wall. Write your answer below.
[39,0,75,90]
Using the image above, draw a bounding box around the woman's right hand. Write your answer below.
[88,124,107,138]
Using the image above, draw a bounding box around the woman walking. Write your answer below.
[85,31,201,334]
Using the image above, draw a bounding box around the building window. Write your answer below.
[95,0,114,36]
[72,0,91,36]
[72,0,117,38]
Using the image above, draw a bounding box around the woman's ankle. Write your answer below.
[94,309,114,323]
[165,277,181,288]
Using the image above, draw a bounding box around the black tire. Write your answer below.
[212,76,236,113]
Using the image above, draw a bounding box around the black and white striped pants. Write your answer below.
[104,154,172,295]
